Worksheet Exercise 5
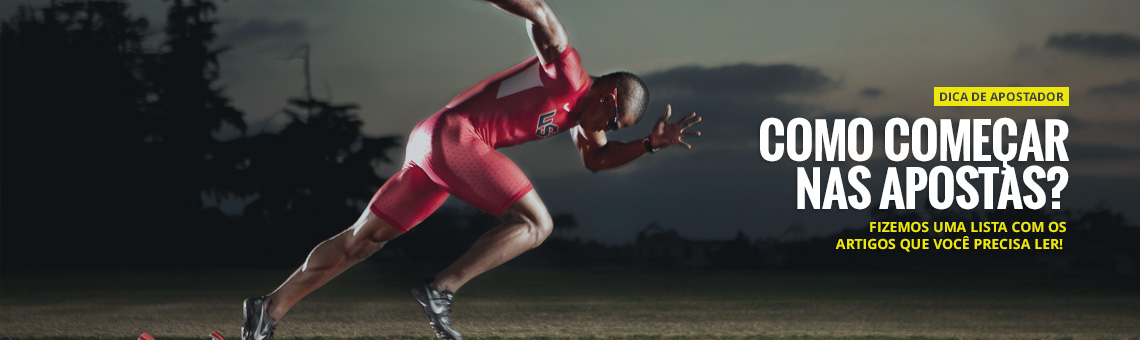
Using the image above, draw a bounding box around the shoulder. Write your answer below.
[543,46,588,90]
[550,45,580,68]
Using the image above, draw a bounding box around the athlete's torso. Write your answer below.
[442,46,591,149]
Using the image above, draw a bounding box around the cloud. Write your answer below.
[1089,78,1140,96]
[643,63,838,99]
[859,87,884,98]
[220,17,307,45]
[1066,142,1140,161]
[1045,32,1140,58]
[1056,112,1086,129]
[638,63,843,145]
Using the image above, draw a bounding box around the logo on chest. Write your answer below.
[535,110,558,138]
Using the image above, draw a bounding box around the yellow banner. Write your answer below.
[934,87,1069,106]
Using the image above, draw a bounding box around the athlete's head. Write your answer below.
[583,71,649,131]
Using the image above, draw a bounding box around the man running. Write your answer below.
[242,1,701,340]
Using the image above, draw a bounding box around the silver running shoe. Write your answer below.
[411,280,463,340]
[242,296,277,340]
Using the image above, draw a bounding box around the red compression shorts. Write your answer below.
[367,110,533,232]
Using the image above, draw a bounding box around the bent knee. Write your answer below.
[517,211,553,247]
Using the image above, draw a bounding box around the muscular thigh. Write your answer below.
[367,165,450,232]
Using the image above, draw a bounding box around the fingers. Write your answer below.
[679,115,702,130]
[659,105,700,150]
[674,112,697,124]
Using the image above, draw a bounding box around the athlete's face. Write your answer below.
[586,85,634,132]
[604,87,620,130]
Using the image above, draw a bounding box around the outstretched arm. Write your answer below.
[573,105,702,172]
[481,0,568,65]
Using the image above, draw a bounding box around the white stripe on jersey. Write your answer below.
[496,62,543,99]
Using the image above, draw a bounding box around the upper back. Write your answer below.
[447,46,591,149]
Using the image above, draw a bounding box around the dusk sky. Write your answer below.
[4,1,1138,243]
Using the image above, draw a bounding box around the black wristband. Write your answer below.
[643,137,658,153]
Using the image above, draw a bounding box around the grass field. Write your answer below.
[2,265,1138,340]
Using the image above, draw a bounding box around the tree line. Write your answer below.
[1,0,399,268]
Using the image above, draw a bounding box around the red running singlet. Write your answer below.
[368,47,591,232]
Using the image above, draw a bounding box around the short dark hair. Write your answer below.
[600,71,649,124]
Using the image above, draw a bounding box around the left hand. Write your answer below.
[650,104,702,149]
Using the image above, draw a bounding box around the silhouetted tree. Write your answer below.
[0,0,411,269]
[710,231,764,269]
[143,0,246,214]
[236,97,399,262]
[1,0,153,268]
[551,213,578,239]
